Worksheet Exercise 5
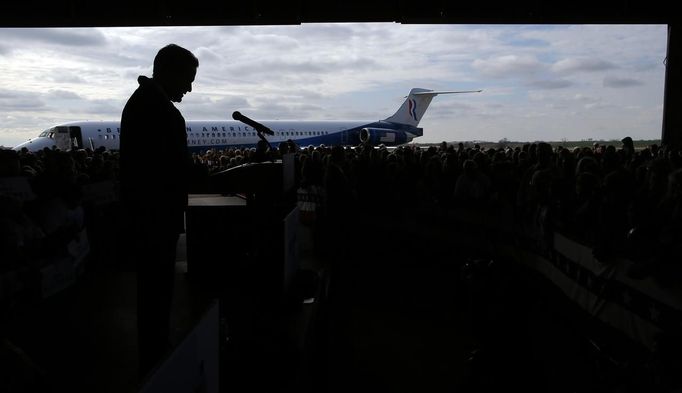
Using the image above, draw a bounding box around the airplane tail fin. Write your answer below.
[384,88,482,127]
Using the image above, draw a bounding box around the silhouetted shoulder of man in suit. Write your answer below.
[118,43,198,378]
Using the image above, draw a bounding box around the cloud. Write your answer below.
[504,38,550,48]
[54,98,125,118]
[526,79,574,89]
[245,95,326,120]
[527,91,602,112]
[227,57,379,77]
[0,89,47,110]
[632,61,660,72]
[238,31,301,51]
[46,72,88,84]
[292,24,362,41]
[182,95,252,119]
[472,54,546,78]
[584,102,611,110]
[3,28,107,47]
[425,101,478,120]
[571,93,600,103]
[603,76,644,88]
[47,89,82,99]
[552,57,617,74]
[195,47,222,64]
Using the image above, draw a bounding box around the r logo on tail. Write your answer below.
[408,98,418,122]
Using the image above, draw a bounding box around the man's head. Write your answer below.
[153,44,199,103]
[621,136,634,156]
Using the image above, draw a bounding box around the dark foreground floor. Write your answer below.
[2,216,642,393]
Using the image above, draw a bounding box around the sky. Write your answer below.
[0,24,669,148]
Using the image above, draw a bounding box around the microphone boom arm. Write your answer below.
[232,111,273,150]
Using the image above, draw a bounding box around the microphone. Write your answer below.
[232,111,274,136]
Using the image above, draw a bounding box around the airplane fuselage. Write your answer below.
[13,119,422,153]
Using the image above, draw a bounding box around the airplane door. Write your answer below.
[54,126,71,151]
[69,126,83,149]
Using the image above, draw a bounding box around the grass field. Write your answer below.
[416,139,662,150]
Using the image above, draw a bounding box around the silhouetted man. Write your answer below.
[119,44,198,377]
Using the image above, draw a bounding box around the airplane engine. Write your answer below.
[358,128,408,145]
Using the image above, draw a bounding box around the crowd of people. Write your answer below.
[152,135,682,287]
[2,137,682,285]
[0,147,117,275]
[1,136,682,391]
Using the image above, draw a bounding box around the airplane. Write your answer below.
[12,88,481,153]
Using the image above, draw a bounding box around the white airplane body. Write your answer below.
[13,88,481,153]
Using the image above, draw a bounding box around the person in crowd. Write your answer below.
[621,136,635,165]
[118,44,199,377]
[454,159,491,205]
[647,168,682,286]
[321,145,356,257]
[251,139,271,163]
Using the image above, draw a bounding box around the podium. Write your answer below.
[185,194,248,278]
[185,155,298,303]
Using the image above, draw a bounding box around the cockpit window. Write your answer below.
[39,127,56,138]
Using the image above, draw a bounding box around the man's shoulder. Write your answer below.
[126,81,158,104]
[123,85,166,119]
